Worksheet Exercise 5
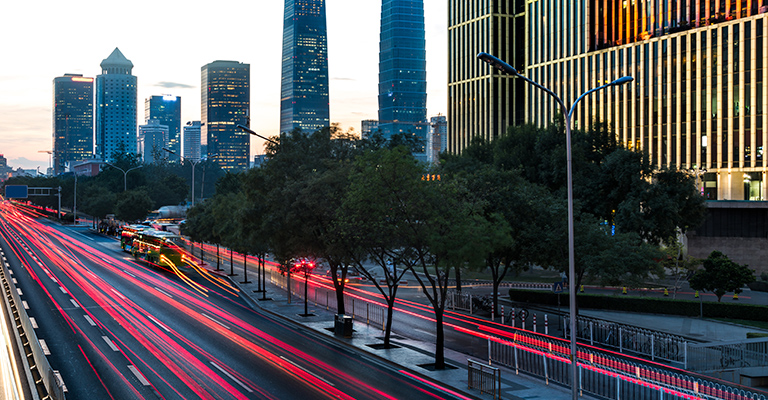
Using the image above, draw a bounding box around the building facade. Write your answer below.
[447,0,526,155]
[379,0,428,160]
[427,115,448,163]
[183,120,202,161]
[201,60,250,171]
[361,119,380,139]
[95,48,137,162]
[145,95,181,162]
[280,0,330,134]
[53,74,94,175]
[138,119,168,164]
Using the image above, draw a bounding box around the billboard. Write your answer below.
[4,185,28,199]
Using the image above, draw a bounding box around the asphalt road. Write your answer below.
[0,204,466,399]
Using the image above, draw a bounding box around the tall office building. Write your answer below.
[95,48,138,162]
[361,119,379,139]
[280,0,330,134]
[53,74,94,175]
[427,115,447,164]
[183,121,202,161]
[378,0,428,159]
[447,1,526,155]
[201,60,250,171]
[137,120,168,164]
[145,95,181,162]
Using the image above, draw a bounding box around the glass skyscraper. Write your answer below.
[201,60,250,171]
[95,48,137,162]
[145,95,181,162]
[53,74,93,175]
[378,0,428,160]
[280,0,330,134]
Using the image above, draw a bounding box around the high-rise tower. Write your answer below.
[378,0,428,159]
[201,60,250,171]
[95,48,137,161]
[280,0,330,134]
[53,74,93,174]
[145,95,181,162]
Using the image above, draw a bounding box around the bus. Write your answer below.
[131,229,186,269]
[120,224,151,252]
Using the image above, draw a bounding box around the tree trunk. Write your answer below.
[304,274,309,315]
[229,249,236,276]
[384,296,395,347]
[216,244,221,271]
[242,253,250,283]
[455,266,462,292]
[335,282,345,315]
[434,308,445,369]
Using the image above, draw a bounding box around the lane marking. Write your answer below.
[70,299,80,308]
[102,336,119,352]
[16,288,22,296]
[210,362,253,393]
[53,370,68,392]
[279,356,335,387]
[202,313,230,330]
[59,286,67,294]
[50,276,57,283]
[12,278,16,284]
[22,301,28,310]
[111,289,127,300]
[30,317,38,329]
[39,339,50,355]
[124,270,136,278]
[154,287,173,298]
[84,315,96,326]
[127,365,150,386]
[146,315,170,333]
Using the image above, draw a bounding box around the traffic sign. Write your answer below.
[4,185,28,199]
[553,281,565,293]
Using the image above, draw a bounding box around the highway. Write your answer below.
[0,202,465,399]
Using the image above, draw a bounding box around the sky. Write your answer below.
[0,1,447,171]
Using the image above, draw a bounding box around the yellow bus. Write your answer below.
[131,229,186,269]
[120,224,151,252]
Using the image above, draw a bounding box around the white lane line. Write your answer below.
[279,356,335,387]
[102,336,119,352]
[127,365,150,386]
[53,370,68,392]
[16,288,22,296]
[30,317,38,329]
[59,286,67,294]
[414,328,434,337]
[72,231,94,242]
[70,299,80,308]
[210,362,253,393]
[39,339,51,355]
[22,301,28,310]
[111,289,127,300]
[146,315,170,333]
[7,268,12,274]
[84,315,96,326]
[50,276,57,283]
[202,313,230,330]
[124,270,136,278]
[154,287,173,298]
[12,278,16,284]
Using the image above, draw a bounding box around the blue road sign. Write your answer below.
[552,281,565,293]
[4,185,28,199]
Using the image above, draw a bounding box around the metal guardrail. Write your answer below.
[566,315,690,365]
[488,329,767,400]
[0,243,66,399]
[687,337,768,372]
[467,359,501,399]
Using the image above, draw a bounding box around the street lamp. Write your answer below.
[478,52,633,400]
[163,148,215,207]
[105,163,143,192]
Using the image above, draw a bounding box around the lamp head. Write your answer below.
[610,76,634,86]
[477,52,519,76]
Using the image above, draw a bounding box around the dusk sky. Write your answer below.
[0,1,448,170]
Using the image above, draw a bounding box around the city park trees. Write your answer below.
[177,120,706,370]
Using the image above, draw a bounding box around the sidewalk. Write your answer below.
[201,258,593,400]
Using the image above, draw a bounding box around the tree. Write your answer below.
[689,251,755,302]
[114,189,154,221]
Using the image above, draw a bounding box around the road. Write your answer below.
[0,202,467,399]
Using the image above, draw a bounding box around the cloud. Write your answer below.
[331,77,355,81]
[153,81,195,89]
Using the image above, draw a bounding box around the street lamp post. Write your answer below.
[106,163,143,192]
[478,52,633,400]
[163,148,215,207]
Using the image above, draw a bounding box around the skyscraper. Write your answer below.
[95,48,137,162]
[378,0,428,159]
[145,95,181,162]
[447,1,525,154]
[201,60,250,171]
[427,115,447,164]
[137,119,168,164]
[183,121,202,161]
[53,74,94,175]
[280,0,330,134]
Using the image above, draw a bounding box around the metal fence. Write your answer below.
[566,315,690,365]
[467,359,501,399]
[446,290,473,313]
[488,329,767,400]
[686,337,768,372]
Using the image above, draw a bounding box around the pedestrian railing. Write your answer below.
[467,359,501,399]
[566,315,690,365]
[488,329,767,400]
[446,290,473,313]
[686,337,768,372]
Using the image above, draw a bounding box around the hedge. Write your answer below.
[509,289,768,322]
[748,281,768,292]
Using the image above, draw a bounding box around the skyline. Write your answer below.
[0,1,447,170]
